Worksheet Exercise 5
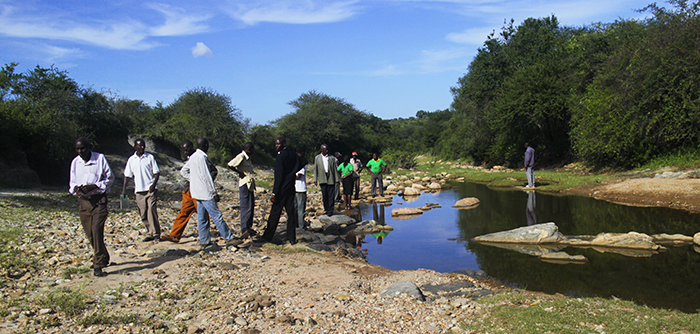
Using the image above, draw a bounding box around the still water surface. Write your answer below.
[355,182,700,312]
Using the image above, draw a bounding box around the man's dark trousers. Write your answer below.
[262,194,297,242]
[320,183,335,215]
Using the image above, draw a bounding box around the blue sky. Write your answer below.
[0,0,650,125]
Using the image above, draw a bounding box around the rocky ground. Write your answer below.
[2,158,700,333]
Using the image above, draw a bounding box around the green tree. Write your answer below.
[275,90,390,158]
[160,87,246,164]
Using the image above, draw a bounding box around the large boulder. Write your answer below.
[453,197,480,209]
[472,222,565,244]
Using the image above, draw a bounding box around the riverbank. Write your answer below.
[1,160,700,333]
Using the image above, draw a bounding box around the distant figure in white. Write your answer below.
[524,142,535,188]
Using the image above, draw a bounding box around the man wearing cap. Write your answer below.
[350,152,363,200]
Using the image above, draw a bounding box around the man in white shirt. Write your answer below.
[294,146,308,229]
[69,137,114,277]
[227,142,257,239]
[181,137,236,247]
[121,138,161,242]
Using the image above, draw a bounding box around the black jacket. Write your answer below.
[273,147,299,196]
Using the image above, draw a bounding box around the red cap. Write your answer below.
[352,151,358,155]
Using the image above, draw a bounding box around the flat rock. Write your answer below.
[652,233,693,245]
[453,197,480,209]
[391,207,423,216]
[565,232,664,250]
[472,222,565,244]
[319,214,356,226]
[380,281,425,301]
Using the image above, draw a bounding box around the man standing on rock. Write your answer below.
[350,152,363,200]
[69,137,114,277]
[121,138,161,242]
[181,137,237,247]
[314,144,339,216]
[227,142,257,239]
[161,141,217,243]
[366,152,387,197]
[261,137,299,244]
[524,142,535,188]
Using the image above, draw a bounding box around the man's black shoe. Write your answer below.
[143,236,156,242]
[94,267,107,277]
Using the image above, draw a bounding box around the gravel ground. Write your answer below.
[0,167,500,334]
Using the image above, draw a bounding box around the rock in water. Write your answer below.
[472,222,565,244]
[402,187,421,196]
[391,207,423,216]
[588,232,663,250]
[453,197,480,209]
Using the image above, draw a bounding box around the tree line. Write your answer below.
[1,0,698,186]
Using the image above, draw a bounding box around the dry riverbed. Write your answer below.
[1,162,700,333]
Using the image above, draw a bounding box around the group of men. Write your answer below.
[68,135,390,277]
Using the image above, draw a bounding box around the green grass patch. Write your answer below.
[463,291,700,334]
[61,266,90,279]
[36,287,88,317]
[637,147,700,171]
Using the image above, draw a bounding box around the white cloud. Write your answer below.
[417,48,470,73]
[370,65,403,76]
[224,0,360,25]
[0,3,210,50]
[148,4,211,36]
[192,42,213,58]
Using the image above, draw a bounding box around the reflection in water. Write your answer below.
[526,191,537,226]
[372,203,389,243]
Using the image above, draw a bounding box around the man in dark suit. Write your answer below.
[261,137,299,244]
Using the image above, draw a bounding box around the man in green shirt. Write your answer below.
[366,153,387,197]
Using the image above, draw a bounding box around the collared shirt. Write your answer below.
[322,154,329,173]
[124,152,160,193]
[295,166,307,192]
[181,149,217,201]
[367,158,387,174]
[228,150,256,192]
[69,151,114,196]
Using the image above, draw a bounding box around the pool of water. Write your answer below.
[354,182,700,313]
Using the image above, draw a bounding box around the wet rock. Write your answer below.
[381,281,425,301]
[453,197,480,209]
[322,223,341,235]
[473,222,565,244]
[421,282,475,297]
